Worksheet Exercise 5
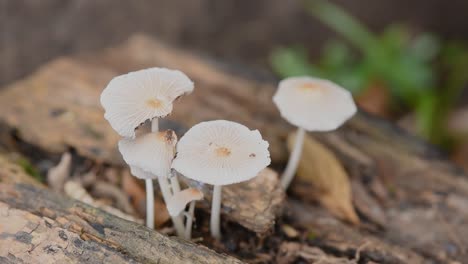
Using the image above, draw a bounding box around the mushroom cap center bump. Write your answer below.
[146,98,163,108]
[215,147,232,157]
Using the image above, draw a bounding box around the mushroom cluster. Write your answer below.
[101,67,355,241]
[101,67,194,236]
[101,67,271,240]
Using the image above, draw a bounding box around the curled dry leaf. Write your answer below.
[287,131,359,225]
[47,152,72,191]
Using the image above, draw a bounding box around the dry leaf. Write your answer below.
[356,83,391,118]
[287,132,359,225]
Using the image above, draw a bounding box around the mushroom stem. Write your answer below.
[210,185,222,239]
[170,174,181,194]
[157,176,185,237]
[145,179,155,229]
[184,201,196,240]
[151,118,184,237]
[280,127,305,189]
[141,118,159,229]
[151,118,159,132]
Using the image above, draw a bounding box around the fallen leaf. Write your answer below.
[356,83,391,118]
[287,132,359,225]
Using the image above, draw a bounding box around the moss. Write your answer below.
[17,158,44,183]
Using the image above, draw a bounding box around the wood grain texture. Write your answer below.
[0,183,243,264]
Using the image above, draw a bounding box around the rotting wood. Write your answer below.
[0,34,468,262]
[0,182,243,264]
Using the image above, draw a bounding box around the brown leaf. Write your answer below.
[356,82,391,118]
[287,132,359,225]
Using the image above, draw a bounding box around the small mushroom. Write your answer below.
[172,120,271,239]
[118,130,184,235]
[166,188,204,240]
[100,67,194,138]
[273,76,357,189]
[166,188,204,216]
[118,130,177,179]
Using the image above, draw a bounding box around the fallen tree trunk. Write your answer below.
[1,34,468,263]
[0,181,242,264]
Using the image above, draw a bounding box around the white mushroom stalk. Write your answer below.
[273,76,357,189]
[172,120,271,239]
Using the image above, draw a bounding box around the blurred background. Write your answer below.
[1,0,468,168]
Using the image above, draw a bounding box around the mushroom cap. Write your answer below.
[129,166,154,180]
[119,130,177,179]
[172,120,271,186]
[273,76,356,131]
[101,67,194,138]
[166,188,204,216]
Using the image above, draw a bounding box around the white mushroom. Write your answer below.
[172,120,271,239]
[165,187,204,240]
[100,67,194,138]
[166,188,204,217]
[273,76,357,189]
[129,166,154,180]
[118,130,184,235]
[118,130,177,179]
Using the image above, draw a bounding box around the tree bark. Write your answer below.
[0,180,243,264]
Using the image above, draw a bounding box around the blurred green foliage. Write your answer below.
[270,0,468,149]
